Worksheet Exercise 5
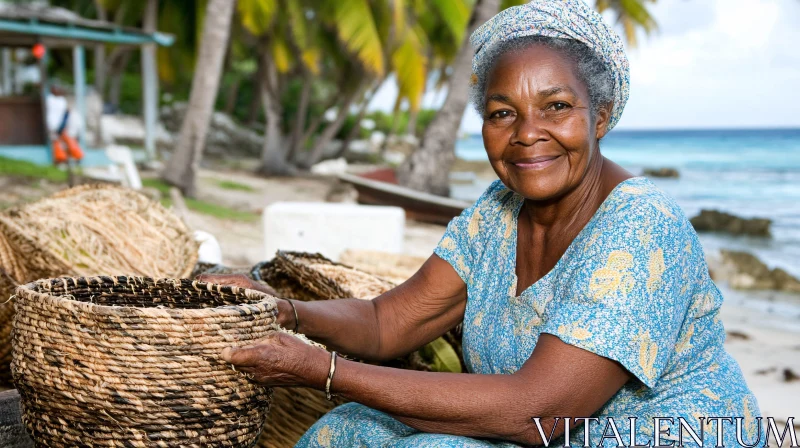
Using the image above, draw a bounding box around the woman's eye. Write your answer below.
[548,102,571,111]
[488,110,512,119]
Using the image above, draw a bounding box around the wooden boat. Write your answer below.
[337,172,471,225]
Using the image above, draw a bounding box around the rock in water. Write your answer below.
[690,209,772,237]
[643,167,680,178]
[719,250,800,292]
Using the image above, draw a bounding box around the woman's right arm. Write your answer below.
[198,254,467,362]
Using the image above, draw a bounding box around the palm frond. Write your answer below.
[271,34,294,74]
[500,0,528,11]
[328,0,386,76]
[392,25,428,111]
[596,0,657,46]
[238,0,278,36]
[429,0,471,44]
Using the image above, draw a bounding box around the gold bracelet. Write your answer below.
[325,351,338,401]
[286,299,299,332]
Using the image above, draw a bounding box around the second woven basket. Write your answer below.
[13,276,277,447]
[253,251,463,448]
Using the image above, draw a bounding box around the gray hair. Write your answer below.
[470,35,614,119]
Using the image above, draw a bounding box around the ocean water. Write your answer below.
[453,129,800,278]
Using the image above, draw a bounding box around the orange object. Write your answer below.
[52,140,68,164]
[62,134,84,161]
[32,43,45,60]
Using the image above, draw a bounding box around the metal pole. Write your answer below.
[142,43,157,161]
[39,48,51,163]
[73,45,87,150]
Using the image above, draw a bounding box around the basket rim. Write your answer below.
[15,275,278,318]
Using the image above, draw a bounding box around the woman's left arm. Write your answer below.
[223,331,630,446]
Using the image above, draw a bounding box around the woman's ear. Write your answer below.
[594,102,613,139]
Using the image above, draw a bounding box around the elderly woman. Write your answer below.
[207,1,762,446]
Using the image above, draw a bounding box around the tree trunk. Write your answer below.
[397,0,500,196]
[258,55,293,176]
[223,77,241,114]
[162,0,235,197]
[302,87,360,168]
[406,107,419,137]
[288,74,312,155]
[247,55,266,126]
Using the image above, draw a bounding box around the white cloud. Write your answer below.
[370,0,800,133]
[614,0,800,130]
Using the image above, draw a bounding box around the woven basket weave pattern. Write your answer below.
[12,276,277,447]
[0,185,198,386]
[255,251,443,448]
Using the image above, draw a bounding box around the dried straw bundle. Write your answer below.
[257,251,395,301]
[253,252,465,448]
[12,276,277,447]
[339,249,427,284]
[14,184,198,278]
[0,185,198,385]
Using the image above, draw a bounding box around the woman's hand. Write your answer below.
[221,332,329,388]
[195,273,297,329]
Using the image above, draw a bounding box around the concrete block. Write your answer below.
[263,202,405,261]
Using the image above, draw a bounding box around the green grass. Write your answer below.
[0,156,68,182]
[216,180,255,192]
[141,178,258,222]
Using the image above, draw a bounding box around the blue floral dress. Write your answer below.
[296,177,761,447]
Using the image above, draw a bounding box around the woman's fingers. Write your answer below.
[221,345,266,367]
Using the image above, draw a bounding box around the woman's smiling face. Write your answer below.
[481,44,610,201]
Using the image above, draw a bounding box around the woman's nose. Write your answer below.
[509,112,548,146]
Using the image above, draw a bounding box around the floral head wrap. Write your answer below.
[470,0,630,130]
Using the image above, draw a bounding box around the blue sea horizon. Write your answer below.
[453,128,800,279]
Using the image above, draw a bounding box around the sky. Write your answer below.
[368,0,800,133]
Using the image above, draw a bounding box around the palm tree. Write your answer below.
[162,0,235,196]
[401,0,472,136]
[397,0,505,196]
[398,0,657,196]
[237,0,390,173]
[595,0,657,47]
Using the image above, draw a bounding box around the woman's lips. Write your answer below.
[510,155,561,170]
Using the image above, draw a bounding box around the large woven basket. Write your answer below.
[12,276,276,447]
[0,185,198,386]
[253,251,461,448]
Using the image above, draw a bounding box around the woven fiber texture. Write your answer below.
[253,251,463,448]
[256,251,394,301]
[338,250,427,284]
[12,276,277,447]
[0,185,198,386]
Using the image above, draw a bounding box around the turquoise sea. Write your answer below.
[453,129,800,279]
